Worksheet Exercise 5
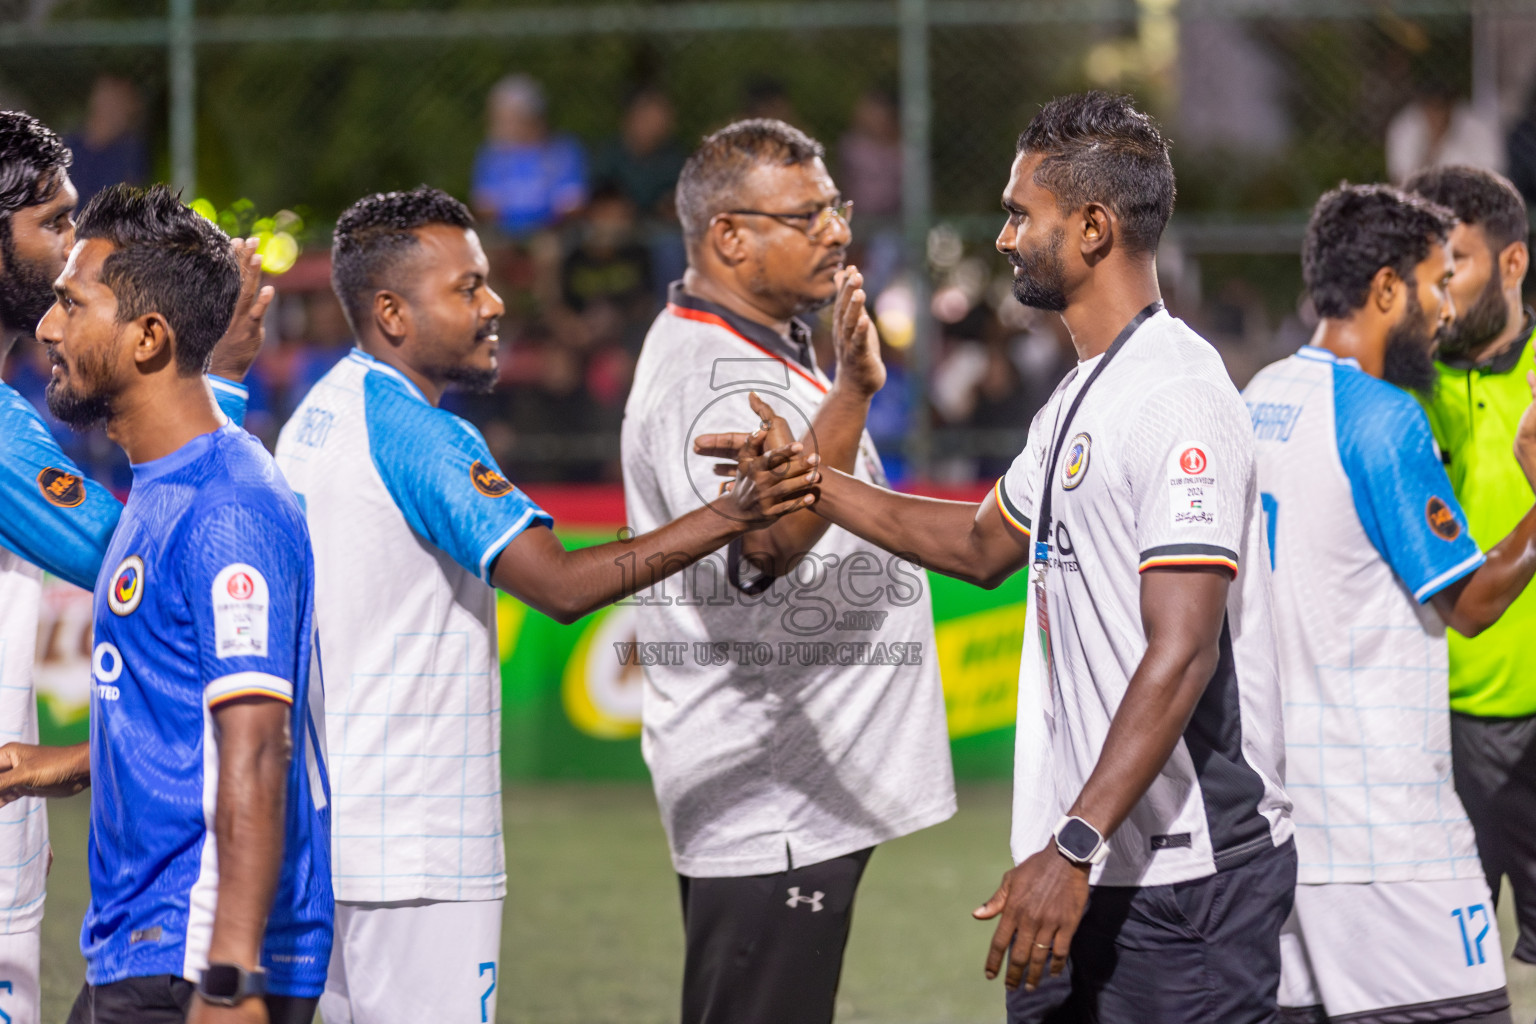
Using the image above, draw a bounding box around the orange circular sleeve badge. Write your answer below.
[1426,496,1461,541]
[470,460,514,498]
[37,467,86,508]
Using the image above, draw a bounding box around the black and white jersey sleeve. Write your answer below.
[1123,378,1255,578]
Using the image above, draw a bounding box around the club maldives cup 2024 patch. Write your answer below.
[1168,442,1216,528]
[212,563,269,658]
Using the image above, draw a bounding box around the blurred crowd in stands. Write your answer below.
[16,62,1536,493]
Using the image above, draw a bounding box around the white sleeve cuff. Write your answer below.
[208,377,249,399]
[207,671,294,707]
[477,507,543,583]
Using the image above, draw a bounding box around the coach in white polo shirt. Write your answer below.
[767,93,1296,1024]
[622,119,955,1024]
[276,187,818,1024]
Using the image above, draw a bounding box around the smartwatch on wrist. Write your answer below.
[196,963,268,1006]
[1052,814,1110,867]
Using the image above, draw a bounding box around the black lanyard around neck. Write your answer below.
[1033,300,1162,569]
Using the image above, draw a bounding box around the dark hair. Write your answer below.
[1015,91,1175,255]
[676,118,825,249]
[0,111,71,238]
[331,185,475,334]
[75,183,239,375]
[1404,164,1529,252]
[1302,183,1455,319]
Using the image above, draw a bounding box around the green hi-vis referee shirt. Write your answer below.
[1419,320,1536,718]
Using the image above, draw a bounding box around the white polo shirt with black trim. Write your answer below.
[621,283,956,878]
[995,308,1292,887]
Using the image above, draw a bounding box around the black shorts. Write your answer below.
[1008,837,1297,1024]
[678,846,874,1024]
[67,975,318,1024]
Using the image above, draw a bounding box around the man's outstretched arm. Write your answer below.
[973,566,1230,992]
[0,741,89,805]
[690,424,1032,588]
[492,434,820,624]
[1430,368,1536,636]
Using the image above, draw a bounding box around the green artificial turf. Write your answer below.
[40,785,1536,1023]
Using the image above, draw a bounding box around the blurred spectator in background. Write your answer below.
[741,75,798,125]
[64,74,146,207]
[590,87,687,295]
[839,88,901,218]
[1505,82,1536,207]
[559,185,655,340]
[472,74,587,236]
[838,87,903,296]
[591,88,686,218]
[861,337,913,482]
[1387,79,1504,184]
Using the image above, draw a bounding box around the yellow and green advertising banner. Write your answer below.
[39,488,1026,780]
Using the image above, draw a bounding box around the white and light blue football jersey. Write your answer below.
[0,379,248,938]
[82,422,331,995]
[275,350,550,903]
[1245,346,1485,884]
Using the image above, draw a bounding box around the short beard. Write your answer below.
[1437,269,1508,360]
[1381,290,1440,396]
[0,226,57,338]
[45,375,113,428]
[443,362,498,395]
[1010,228,1069,312]
[432,318,502,395]
[45,344,116,429]
[746,268,837,318]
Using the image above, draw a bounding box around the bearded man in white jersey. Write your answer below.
[699,91,1296,1024]
[1245,184,1536,1024]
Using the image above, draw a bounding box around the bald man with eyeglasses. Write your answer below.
[620,118,955,1024]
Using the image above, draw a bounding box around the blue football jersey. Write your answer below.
[82,422,332,995]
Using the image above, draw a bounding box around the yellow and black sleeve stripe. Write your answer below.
[993,478,1032,537]
[1138,543,1239,577]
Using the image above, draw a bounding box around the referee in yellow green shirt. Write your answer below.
[1408,164,1536,963]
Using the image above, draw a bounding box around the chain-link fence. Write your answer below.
[1,0,1530,483]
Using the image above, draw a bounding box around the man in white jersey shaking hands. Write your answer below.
[624,119,955,1024]
[701,92,1296,1023]
[1245,184,1536,1024]
[274,187,815,1024]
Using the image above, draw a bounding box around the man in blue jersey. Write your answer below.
[25,183,331,1024]
[1245,184,1536,1023]
[0,112,267,1024]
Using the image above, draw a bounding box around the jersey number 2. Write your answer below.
[479,962,496,1022]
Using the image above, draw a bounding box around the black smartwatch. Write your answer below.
[197,963,268,1006]
[1052,815,1110,866]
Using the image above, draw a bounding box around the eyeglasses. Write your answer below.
[725,201,853,239]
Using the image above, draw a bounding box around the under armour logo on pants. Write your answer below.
[786,886,824,912]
